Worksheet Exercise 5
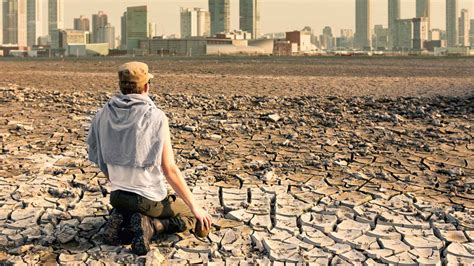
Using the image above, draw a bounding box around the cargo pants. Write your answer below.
[110,190,197,234]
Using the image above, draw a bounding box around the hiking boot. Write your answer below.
[130,213,155,255]
[119,227,134,245]
[194,220,210,238]
[102,209,124,246]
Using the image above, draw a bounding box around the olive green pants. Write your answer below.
[110,190,196,234]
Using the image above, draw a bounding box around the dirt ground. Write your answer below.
[0,56,473,98]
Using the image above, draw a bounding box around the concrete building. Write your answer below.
[149,22,157,38]
[48,0,64,48]
[180,8,211,38]
[413,17,429,50]
[120,12,127,49]
[388,0,400,50]
[58,29,87,49]
[337,29,354,49]
[126,6,148,51]
[74,15,90,31]
[355,0,371,49]
[373,25,388,50]
[239,0,260,39]
[216,30,252,40]
[446,0,458,47]
[209,0,230,36]
[430,29,442,41]
[92,11,107,43]
[470,20,474,46]
[416,0,430,31]
[27,0,41,47]
[459,9,469,46]
[320,26,334,50]
[97,23,115,49]
[395,19,413,50]
[3,0,24,46]
[3,0,41,47]
[286,30,312,53]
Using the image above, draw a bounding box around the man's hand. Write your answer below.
[192,206,213,231]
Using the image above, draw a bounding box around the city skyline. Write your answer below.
[1,0,472,41]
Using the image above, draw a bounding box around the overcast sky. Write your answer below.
[1,0,473,41]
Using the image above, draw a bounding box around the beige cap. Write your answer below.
[118,62,154,87]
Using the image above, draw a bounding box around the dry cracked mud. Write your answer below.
[0,57,473,265]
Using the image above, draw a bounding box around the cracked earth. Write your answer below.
[0,58,473,265]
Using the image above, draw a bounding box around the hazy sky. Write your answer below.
[1,0,473,40]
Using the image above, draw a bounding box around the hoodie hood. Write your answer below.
[87,93,167,171]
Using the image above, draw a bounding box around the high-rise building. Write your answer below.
[3,0,40,47]
[413,17,429,50]
[446,0,458,47]
[388,0,400,50]
[209,0,230,36]
[148,22,157,38]
[74,15,90,31]
[27,0,41,46]
[126,6,148,50]
[355,0,371,49]
[320,26,333,49]
[92,11,108,43]
[120,12,127,49]
[97,23,115,49]
[180,8,211,38]
[416,0,430,31]
[3,0,21,45]
[239,0,260,39]
[396,19,413,50]
[459,9,469,46]
[373,25,389,50]
[48,0,64,48]
[470,19,474,46]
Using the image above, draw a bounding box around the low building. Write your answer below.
[285,31,313,52]
[58,29,89,48]
[273,40,292,56]
[65,43,109,56]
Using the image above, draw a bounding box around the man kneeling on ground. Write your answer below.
[87,62,212,255]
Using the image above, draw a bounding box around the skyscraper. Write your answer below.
[388,0,400,49]
[121,12,127,49]
[27,0,41,46]
[459,9,469,46]
[3,0,20,45]
[126,6,148,50]
[416,0,430,31]
[97,23,115,49]
[209,0,230,36]
[48,0,64,48]
[180,8,211,38]
[355,0,371,49]
[413,17,429,50]
[2,0,41,47]
[74,15,90,31]
[470,19,474,46]
[92,11,108,43]
[446,0,458,47]
[239,0,260,38]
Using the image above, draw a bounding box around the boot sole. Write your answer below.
[130,213,150,255]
